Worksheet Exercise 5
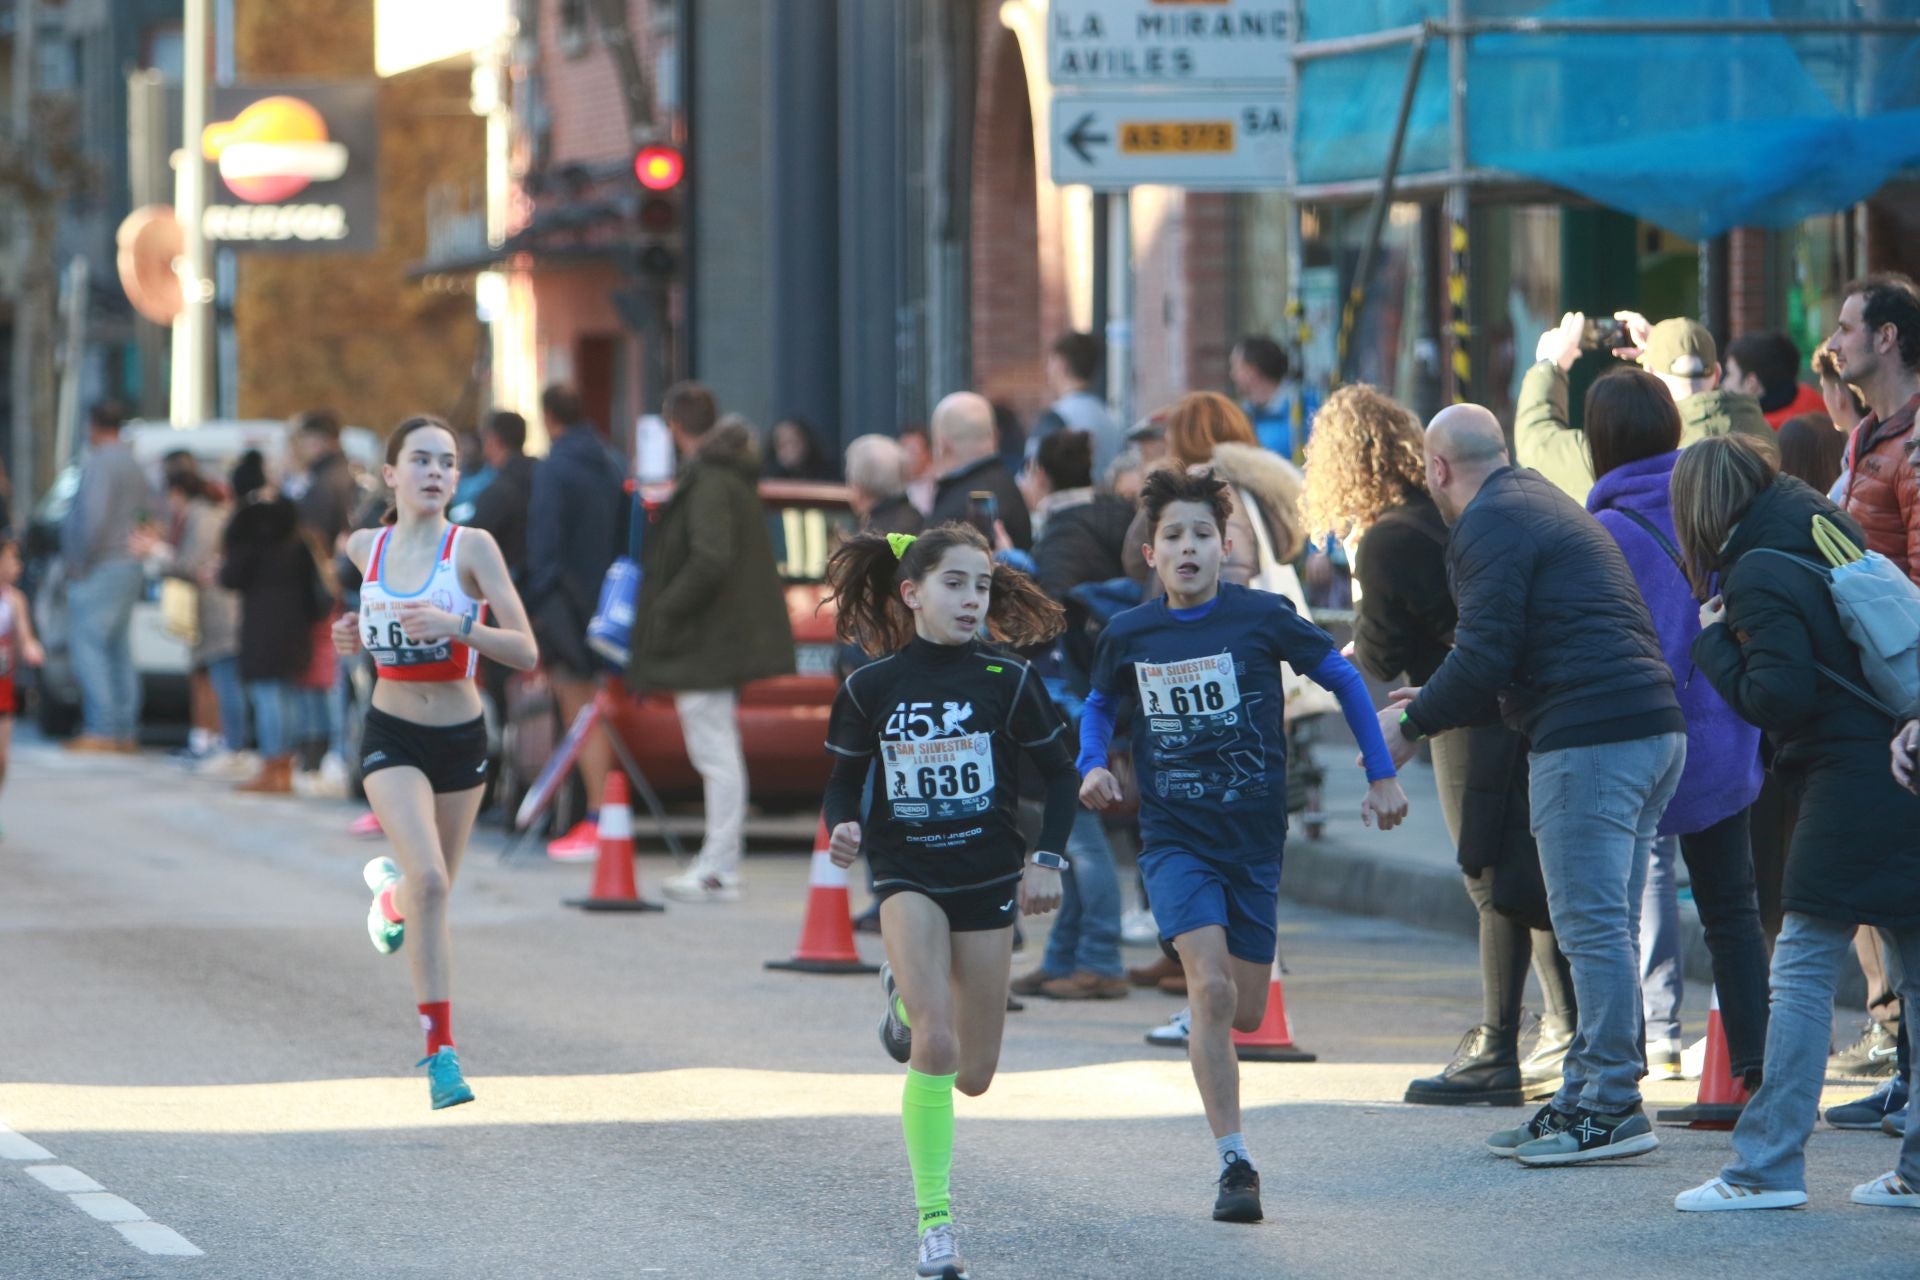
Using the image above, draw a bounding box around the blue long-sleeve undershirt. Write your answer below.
[1076,599,1398,783]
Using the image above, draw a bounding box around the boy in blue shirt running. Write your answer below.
[1080,468,1407,1224]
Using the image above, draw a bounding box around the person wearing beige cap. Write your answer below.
[1518,311,1772,504]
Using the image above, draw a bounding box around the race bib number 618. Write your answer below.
[1135,653,1241,721]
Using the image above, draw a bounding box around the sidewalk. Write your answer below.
[1284,734,1871,1010]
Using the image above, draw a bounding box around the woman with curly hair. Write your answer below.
[1302,384,1576,1110]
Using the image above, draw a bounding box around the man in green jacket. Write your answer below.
[1518,311,1776,503]
[628,382,796,903]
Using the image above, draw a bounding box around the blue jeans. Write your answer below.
[204,656,249,750]
[247,681,291,758]
[1640,836,1684,1045]
[1529,732,1687,1114]
[1725,913,1920,1191]
[1041,810,1124,978]
[290,685,332,753]
[66,559,144,740]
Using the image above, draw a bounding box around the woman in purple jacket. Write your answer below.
[1583,368,1770,1087]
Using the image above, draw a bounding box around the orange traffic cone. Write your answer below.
[563,773,664,912]
[1232,960,1317,1063]
[1656,987,1749,1128]
[765,815,879,974]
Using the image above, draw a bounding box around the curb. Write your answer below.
[1283,829,1870,1011]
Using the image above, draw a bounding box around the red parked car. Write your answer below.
[600,480,857,805]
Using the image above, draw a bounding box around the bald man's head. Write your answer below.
[1426,404,1508,466]
[1424,404,1509,524]
[931,391,997,468]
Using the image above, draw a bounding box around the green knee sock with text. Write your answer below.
[901,1068,957,1232]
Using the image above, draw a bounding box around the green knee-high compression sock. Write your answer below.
[901,1068,957,1232]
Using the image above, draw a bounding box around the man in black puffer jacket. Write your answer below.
[1378,405,1687,1168]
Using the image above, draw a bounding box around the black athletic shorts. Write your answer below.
[875,877,1022,932]
[360,707,489,793]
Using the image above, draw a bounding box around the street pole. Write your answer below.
[171,0,214,426]
[9,0,39,503]
[1105,189,1133,428]
[1443,0,1471,406]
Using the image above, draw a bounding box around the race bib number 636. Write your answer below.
[881,734,995,819]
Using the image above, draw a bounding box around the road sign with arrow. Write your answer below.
[1048,94,1291,190]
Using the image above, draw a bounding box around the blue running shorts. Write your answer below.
[1141,848,1282,965]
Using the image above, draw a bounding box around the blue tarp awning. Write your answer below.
[1295,0,1920,238]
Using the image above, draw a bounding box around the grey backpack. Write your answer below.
[1742,515,1920,721]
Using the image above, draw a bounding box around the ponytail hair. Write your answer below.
[824,521,1066,656]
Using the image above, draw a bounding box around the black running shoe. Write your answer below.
[879,962,912,1064]
[1213,1152,1262,1223]
[1514,1105,1658,1166]
[1487,1103,1573,1157]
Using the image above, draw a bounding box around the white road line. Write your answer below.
[0,1125,54,1160]
[25,1165,104,1193]
[70,1192,148,1223]
[0,1115,205,1257]
[115,1222,205,1256]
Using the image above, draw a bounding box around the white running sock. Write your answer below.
[1216,1132,1253,1174]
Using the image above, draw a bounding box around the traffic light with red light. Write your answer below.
[629,141,684,280]
[634,144,684,192]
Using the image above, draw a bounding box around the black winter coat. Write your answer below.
[468,453,536,580]
[930,455,1032,550]
[1033,491,1135,691]
[863,495,925,540]
[219,497,324,682]
[1692,476,1920,927]
[1407,466,1681,751]
[1351,490,1455,686]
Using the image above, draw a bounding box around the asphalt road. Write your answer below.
[2,737,1911,1279]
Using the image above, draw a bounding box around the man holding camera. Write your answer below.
[1518,312,1773,504]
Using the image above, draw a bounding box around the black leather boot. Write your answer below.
[1405,1025,1524,1106]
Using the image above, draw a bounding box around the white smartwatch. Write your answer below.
[1029,851,1069,871]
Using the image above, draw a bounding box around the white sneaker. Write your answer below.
[661,867,742,903]
[1674,1177,1807,1212]
[1120,906,1159,947]
[197,749,258,780]
[1647,1038,1686,1081]
[294,759,349,799]
[915,1223,968,1278]
[1146,1006,1191,1048]
[1680,1035,1708,1081]
[1851,1172,1920,1208]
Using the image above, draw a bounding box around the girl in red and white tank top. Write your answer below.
[359,524,485,682]
[333,416,538,1109]
[0,537,46,821]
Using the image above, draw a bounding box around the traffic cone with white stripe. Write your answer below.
[563,773,664,912]
[1232,959,1317,1063]
[765,815,879,974]
[1656,986,1749,1128]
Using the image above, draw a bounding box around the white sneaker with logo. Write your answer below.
[1146,1006,1192,1048]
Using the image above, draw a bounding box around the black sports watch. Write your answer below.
[1029,851,1070,871]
